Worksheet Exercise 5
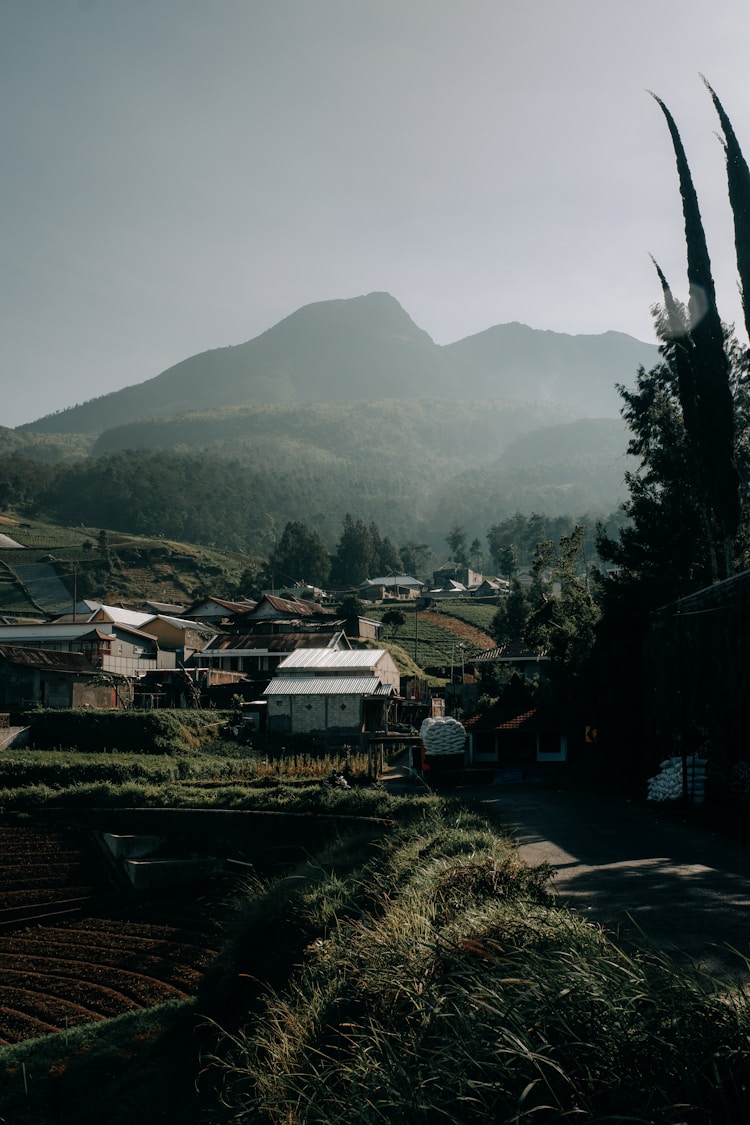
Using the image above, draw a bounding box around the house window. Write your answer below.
[537,732,567,762]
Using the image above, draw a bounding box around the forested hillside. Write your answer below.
[0,409,633,555]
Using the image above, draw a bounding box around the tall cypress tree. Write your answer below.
[652,94,741,574]
[703,77,750,347]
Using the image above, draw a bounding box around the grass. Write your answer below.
[0,512,259,608]
[3,764,750,1122]
[367,604,495,669]
[0,743,394,813]
[202,800,750,1123]
[427,596,500,634]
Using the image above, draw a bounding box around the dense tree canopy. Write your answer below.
[591,82,750,781]
[266,521,331,588]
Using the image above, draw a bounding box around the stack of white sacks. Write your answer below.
[646,756,707,803]
[419,717,466,756]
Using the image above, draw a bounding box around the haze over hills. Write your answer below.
[19,292,659,435]
[2,292,658,551]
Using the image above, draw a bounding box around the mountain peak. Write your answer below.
[18,295,658,435]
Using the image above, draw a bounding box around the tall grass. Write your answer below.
[2,793,750,1121]
[0,745,377,811]
[205,803,750,1123]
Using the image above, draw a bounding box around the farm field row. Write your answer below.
[0,821,224,1046]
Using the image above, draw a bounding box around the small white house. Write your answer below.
[264,649,400,736]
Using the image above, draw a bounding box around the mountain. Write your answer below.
[19,293,659,435]
[431,417,635,542]
[445,322,658,417]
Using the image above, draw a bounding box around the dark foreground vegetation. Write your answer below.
[2,779,750,1124]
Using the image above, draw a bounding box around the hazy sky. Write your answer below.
[4,1,750,427]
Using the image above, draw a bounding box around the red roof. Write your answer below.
[464,704,547,734]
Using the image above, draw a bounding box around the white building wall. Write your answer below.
[268,693,363,734]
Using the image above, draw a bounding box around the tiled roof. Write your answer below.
[243,594,320,617]
[464,705,541,733]
[473,641,548,662]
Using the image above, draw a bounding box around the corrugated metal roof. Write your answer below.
[146,614,217,633]
[0,624,105,642]
[89,604,154,628]
[360,575,422,588]
[264,676,391,696]
[278,649,387,671]
[0,622,158,644]
[203,632,345,654]
[0,645,98,673]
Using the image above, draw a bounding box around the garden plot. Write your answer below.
[0,822,223,1045]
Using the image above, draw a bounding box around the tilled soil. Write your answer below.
[0,820,225,1045]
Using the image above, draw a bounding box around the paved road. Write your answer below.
[384,769,750,982]
[477,784,750,981]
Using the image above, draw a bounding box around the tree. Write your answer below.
[235,565,262,600]
[650,93,741,578]
[329,514,374,587]
[491,580,534,645]
[339,593,365,619]
[446,523,468,565]
[703,77,750,346]
[497,544,517,584]
[399,541,431,578]
[267,521,331,589]
[369,522,402,576]
[381,608,406,638]
[592,83,750,779]
[525,526,599,674]
[599,86,750,600]
[379,535,403,574]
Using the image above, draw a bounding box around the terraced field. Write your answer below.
[369,601,496,669]
[0,822,223,1045]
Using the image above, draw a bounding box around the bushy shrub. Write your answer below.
[25,710,229,754]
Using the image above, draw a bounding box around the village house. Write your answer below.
[471,640,550,683]
[472,577,508,598]
[0,645,128,711]
[181,595,257,627]
[358,575,423,601]
[194,630,351,690]
[0,620,173,678]
[264,648,400,738]
[229,592,334,632]
[137,614,217,664]
[463,694,567,774]
[431,563,483,591]
[52,602,217,666]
